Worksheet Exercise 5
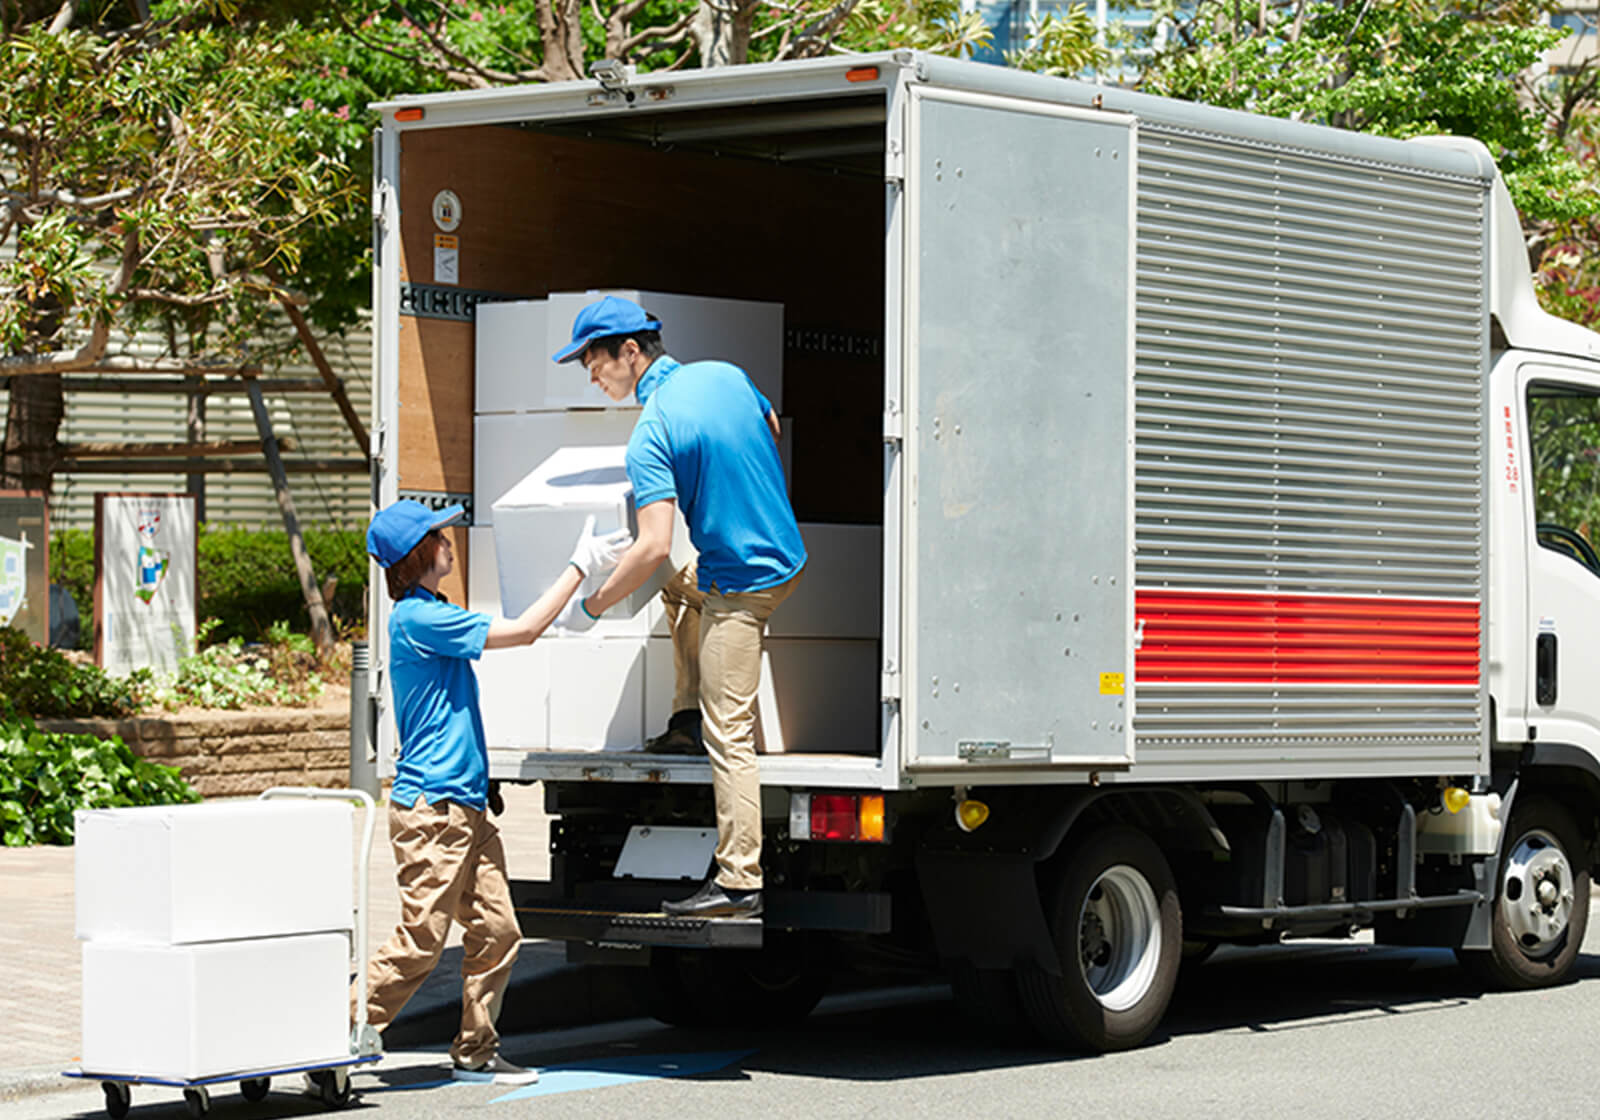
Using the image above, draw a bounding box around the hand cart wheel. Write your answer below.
[101,1081,131,1119]
[240,1075,271,1101]
[311,1068,353,1109]
[183,1085,210,1118]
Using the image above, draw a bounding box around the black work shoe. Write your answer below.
[452,1053,539,1085]
[644,709,703,754]
[662,878,762,919]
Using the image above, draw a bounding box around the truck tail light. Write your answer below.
[845,66,879,83]
[790,793,888,843]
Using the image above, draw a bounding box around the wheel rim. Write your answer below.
[1500,827,1575,959]
[1077,863,1162,1012]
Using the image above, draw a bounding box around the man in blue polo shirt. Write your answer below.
[358,499,629,1083]
[553,295,806,919]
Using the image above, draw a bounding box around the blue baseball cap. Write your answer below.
[367,500,465,568]
[552,295,662,364]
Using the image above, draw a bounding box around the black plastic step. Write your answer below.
[515,902,763,949]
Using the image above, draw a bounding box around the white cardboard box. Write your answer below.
[473,410,640,529]
[475,639,551,750]
[545,289,783,411]
[547,637,647,749]
[475,300,549,414]
[82,934,348,1079]
[75,802,352,945]
[644,635,879,754]
[491,445,694,628]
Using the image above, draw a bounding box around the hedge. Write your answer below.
[50,525,369,645]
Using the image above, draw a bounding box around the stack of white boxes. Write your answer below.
[473,288,881,754]
[76,802,353,1079]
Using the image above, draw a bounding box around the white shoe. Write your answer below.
[452,1054,539,1086]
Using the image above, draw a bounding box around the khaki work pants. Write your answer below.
[355,795,520,1068]
[660,560,802,891]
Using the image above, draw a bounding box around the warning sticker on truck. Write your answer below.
[1099,672,1125,696]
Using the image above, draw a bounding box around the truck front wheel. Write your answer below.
[1018,826,1182,1052]
[1458,796,1590,990]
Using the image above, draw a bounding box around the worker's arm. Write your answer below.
[767,409,781,444]
[483,564,583,649]
[582,499,675,616]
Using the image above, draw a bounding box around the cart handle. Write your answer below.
[257,787,381,1057]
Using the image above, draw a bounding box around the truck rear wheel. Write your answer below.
[635,934,830,1029]
[1458,796,1590,990]
[1018,826,1182,1051]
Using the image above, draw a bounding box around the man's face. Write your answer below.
[583,341,638,402]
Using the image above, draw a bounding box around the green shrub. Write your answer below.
[0,628,148,719]
[0,720,199,845]
[145,619,325,711]
[50,525,369,645]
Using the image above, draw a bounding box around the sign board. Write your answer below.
[0,492,49,644]
[94,494,197,676]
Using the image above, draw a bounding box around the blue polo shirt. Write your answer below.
[387,587,493,811]
[626,356,806,593]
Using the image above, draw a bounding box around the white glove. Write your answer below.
[568,514,634,579]
[555,592,597,632]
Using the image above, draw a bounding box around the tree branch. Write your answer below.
[3,185,139,210]
[47,0,75,34]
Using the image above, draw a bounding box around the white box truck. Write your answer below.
[368,50,1600,1051]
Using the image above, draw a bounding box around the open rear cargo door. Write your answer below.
[900,86,1136,773]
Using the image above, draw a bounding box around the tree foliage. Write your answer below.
[1135,0,1591,224]
[1,2,366,374]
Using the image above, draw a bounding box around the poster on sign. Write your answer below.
[0,492,49,644]
[94,494,197,675]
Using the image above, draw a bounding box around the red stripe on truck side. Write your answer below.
[1134,590,1481,686]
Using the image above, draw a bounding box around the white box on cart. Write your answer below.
[81,934,348,1079]
[74,801,352,945]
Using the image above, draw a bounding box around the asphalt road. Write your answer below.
[26,905,1600,1120]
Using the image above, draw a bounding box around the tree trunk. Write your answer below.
[0,374,65,492]
[691,0,756,67]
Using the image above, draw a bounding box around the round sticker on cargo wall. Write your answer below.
[432,189,462,232]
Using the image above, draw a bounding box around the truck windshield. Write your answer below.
[1528,385,1600,576]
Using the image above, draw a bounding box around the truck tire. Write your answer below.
[636,935,829,1029]
[1018,825,1182,1052]
[1457,796,1590,990]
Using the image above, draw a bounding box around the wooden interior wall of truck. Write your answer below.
[396,121,887,603]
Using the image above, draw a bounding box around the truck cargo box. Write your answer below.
[370,51,1491,791]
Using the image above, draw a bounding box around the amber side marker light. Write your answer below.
[394,107,425,122]
[1442,786,1471,814]
[846,66,880,83]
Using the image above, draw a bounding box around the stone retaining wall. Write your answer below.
[41,706,351,798]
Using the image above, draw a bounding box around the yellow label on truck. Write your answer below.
[1100,672,1125,696]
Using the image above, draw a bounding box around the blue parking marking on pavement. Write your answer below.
[490,1049,758,1103]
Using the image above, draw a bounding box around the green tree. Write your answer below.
[1134,0,1593,227]
[0,2,366,492]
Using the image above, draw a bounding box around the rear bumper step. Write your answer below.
[516,903,764,949]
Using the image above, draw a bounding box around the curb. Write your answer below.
[0,1066,78,1103]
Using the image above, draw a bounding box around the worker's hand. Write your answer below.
[569,514,634,579]
[488,780,505,817]
[554,591,598,633]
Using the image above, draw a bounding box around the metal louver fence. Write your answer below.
[1131,125,1488,776]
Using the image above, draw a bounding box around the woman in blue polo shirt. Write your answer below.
[356,499,629,1086]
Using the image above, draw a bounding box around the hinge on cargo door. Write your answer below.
[373,180,392,229]
[958,738,1054,763]
[885,136,905,185]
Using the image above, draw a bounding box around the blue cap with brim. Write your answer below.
[552,295,662,364]
[367,500,465,568]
